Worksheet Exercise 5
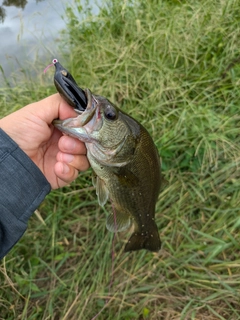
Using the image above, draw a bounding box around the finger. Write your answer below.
[27,94,78,124]
[58,135,87,155]
[56,152,90,172]
[54,162,79,188]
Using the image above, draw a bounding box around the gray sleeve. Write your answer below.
[0,129,51,259]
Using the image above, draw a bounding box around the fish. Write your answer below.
[53,88,162,252]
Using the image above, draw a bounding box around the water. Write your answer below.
[0,0,71,81]
[0,0,99,83]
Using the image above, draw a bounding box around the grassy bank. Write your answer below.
[1,0,240,319]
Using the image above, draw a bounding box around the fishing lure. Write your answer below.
[45,58,87,112]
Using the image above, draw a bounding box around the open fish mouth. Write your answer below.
[53,89,103,141]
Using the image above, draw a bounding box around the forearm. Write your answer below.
[0,129,51,259]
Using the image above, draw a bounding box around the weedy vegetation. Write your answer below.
[1,0,240,319]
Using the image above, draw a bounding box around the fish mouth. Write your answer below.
[53,60,87,112]
[53,89,102,140]
[63,89,98,126]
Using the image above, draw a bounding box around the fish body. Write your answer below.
[54,89,161,252]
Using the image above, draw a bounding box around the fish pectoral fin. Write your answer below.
[113,167,139,187]
[96,176,109,207]
[92,171,97,187]
[106,210,131,233]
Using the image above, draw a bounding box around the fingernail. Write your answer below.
[61,163,70,174]
[62,153,74,163]
[63,137,76,151]
[69,139,76,150]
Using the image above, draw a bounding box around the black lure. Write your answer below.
[52,58,87,112]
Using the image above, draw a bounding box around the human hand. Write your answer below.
[0,94,89,189]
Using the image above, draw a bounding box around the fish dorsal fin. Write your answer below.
[106,210,132,233]
[95,176,109,207]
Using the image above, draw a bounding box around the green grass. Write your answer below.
[1,0,240,319]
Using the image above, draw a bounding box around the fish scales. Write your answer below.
[98,124,161,252]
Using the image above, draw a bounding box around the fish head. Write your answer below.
[53,89,140,166]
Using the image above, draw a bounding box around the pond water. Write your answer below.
[0,0,69,81]
[0,0,98,83]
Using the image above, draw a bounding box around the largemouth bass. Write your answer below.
[49,59,161,252]
[53,88,161,252]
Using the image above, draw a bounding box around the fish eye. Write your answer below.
[104,105,118,121]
